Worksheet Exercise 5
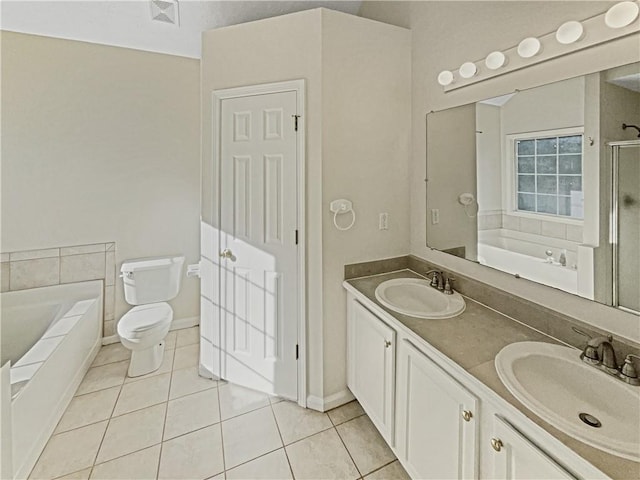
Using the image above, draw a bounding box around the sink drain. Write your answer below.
[578,412,602,428]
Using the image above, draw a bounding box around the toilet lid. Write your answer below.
[118,303,172,335]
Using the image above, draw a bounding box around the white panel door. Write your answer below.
[219,90,298,400]
[396,340,479,480]
[491,416,576,480]
[347,299,396,443]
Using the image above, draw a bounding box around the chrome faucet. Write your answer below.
[424,270,455,294]
[425,270,443,290]
[573,327,640,385]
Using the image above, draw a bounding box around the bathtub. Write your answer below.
[478,229,579,294]
[0,281,103,479]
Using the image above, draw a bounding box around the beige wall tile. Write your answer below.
[60,252,106,283]
[105,251,116,286]
[10,257,60,290]
[104,286,115,321]
[60,244,106,256]
[540,221,566,239]
[502,214,520,231]
[1,262,9,292]
[566,224,584,242]
[519,217,541,235]
[103,320,116,337]
[10,247,59,261]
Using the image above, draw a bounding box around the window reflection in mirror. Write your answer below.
[426,62,640,312]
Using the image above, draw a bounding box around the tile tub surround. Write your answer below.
[1,243,116,337]
[29,326,410,480]
[344,255,640,360]
[345,272,640,478]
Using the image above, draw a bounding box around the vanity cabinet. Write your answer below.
[347,299,396,443]
[395,339,479,479]
[489,415,576,479]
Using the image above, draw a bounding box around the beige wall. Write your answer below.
[201,9,411,405]
[359,1,640,344]
[1,32,201,325]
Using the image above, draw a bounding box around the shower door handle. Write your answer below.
[219,249,236,261]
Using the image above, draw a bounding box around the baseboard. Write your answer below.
[306,389,355,412]
[101,316,200,345]
[170,316,200,331]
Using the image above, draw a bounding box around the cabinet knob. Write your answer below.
[491,438,503,452]
[462,410,473,422]
[384,340,392,348]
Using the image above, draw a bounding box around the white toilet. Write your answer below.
[117,255,185,377]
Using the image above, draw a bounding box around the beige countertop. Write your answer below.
[346,269,640,480]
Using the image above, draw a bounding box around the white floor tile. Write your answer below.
[54,467,92,480]
[285,428,359,480]
[272,400,332,445]
[91,343,130,367]
[55,387,120,434]
[90,445,160,480]
[96,403,166,464]
[221,406,282,469]
[173,344,199,370]
[112,373,170,416]
[29,422,107,480]
[76,361,128,396]
[225,449,292,480]
[336,415,395,476]
[364,460,411,480]
[164,388,220,440]
[327,400,365,426]
[158,424,224,480]
[176,326,200,347]
[218,383,270,421]
[169,366,217,400]
[164,331,177,350]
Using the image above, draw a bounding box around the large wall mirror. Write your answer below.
[426,61,640,314]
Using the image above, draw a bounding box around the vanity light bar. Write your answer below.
[439,0,640,91]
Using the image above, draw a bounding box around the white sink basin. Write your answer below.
[374,278,465,319]
[496,342,640,461]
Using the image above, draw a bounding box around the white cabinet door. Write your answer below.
[396,340,479,480]
[491,416,576,480]
[347,299,396,443]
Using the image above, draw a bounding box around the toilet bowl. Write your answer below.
[117,256,184,377]
[117,303,173,377]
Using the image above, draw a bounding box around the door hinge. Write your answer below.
[295,229,299,245]
[296,344,299,360]
[292,114,300,132]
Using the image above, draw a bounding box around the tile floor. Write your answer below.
[29,327,410,480]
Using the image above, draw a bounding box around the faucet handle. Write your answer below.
[620,354,640,386]
[430,272,439,287]
[572,327,601,364]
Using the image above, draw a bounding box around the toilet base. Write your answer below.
[128,341,165,377]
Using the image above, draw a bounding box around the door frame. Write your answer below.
[211,79,307,407]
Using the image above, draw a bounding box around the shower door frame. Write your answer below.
[609,139,640,314]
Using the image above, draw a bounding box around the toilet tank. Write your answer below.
[121,256,185,305]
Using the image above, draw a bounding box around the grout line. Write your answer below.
[363,459,399,478]
[334,424,364,479]
[156,347,176,478]
[216,380,227,474]
[268,402,296,480]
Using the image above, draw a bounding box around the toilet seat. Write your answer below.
[118,302,172,339]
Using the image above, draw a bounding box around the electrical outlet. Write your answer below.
[379,213,389,230]
[431,209,440,225]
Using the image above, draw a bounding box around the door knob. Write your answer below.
[219,249,236,261]
[384,340,392,348]
[491,438,503,452]
[462,410,473,422]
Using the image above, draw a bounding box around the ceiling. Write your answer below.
[0,0,362,58]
